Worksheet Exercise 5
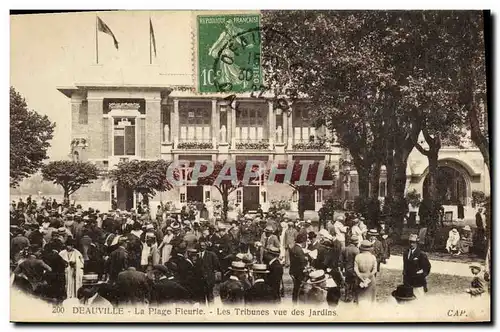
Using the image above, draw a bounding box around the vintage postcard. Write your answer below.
[10,10,491,322]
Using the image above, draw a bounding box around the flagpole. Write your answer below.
[149,16,152,65]
[95,16,99,64]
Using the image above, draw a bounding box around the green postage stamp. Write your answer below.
[197,14,262,93]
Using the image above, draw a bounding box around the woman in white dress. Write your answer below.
[159,227,174,264]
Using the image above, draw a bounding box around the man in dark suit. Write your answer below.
[115,266,150,305]
[219,225,234,271]
[403,234,431,298]
[264,246,283,302]
[245,264,276,304]
[108,236,128,282]
[289,232,308,303]
[198,240,221,305]
[151,264,191,305]
[219,261,246,305]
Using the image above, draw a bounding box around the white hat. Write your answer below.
[463,225,472,231]
[305,219,312,224]
[318,229,333,241]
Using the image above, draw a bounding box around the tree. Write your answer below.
[10,87,55,187]
[268,160,336,220]
[196,161,258,222]
[41,161,100,205]
[108,159,174,208]
[260,11,421,226]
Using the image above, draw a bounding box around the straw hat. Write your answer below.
[318,229,333,241]
[408,234,419,242]
[252,264,269,274]
[463,225,472,232]
[266,246,281,256]
[307,270,326,284]
[229,261,247,272]
[359,240,373,252]
[264,225,274,232]
[82,273,105,286]
[367,229,379,236]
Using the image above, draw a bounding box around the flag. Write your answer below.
[150,18,157,57]
[97,16,119,49]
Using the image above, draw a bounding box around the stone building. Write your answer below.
[57,81,489,222]
[58,84,345,216]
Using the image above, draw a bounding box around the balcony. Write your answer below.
[177,139,213,150]
[292,138,328,151]
[234,139,270,150]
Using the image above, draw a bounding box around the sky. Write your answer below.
[10,10,205,159]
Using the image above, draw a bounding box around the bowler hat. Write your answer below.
[153,264,170,275]
[469,262,482,270]
[295,233,307,243]
[392,285,416,302]
[229,261,247,272]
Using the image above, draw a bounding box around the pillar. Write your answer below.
[211,99,218,148]
[87,97,104,159]
[231,107,236,149]
[145,97,162,158]
[172,99,179,149]
[287,106,293,149]
[268,101,274,149]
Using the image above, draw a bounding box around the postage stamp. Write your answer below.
[10,9,491,323]
[197,14,262,93]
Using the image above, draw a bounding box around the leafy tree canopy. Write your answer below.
[10,87,55,187]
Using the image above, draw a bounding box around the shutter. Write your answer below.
[102,118,109,158]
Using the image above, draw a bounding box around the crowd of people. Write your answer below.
[10,195,488,309]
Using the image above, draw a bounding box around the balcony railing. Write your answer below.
[292,138,328,151]
[235,139,269,150]
[177,140,213,149]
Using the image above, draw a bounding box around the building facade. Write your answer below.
[58,85,346,215]
[58,86,489,221]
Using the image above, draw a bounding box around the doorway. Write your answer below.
[243,186,260,212]
[116,185,134,211]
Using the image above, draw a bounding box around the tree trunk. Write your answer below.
[390,149,410,231]
[221,187,229,222]
[370,161,381,199]
[63,190,70,207]
[368,161,382,227]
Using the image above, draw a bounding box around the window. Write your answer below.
[179,102,211,142]
[316,189,323,203]
[379,181,387,197]
[113,117,136,156]
[180,193,186,203]
[236,190,242,204]
[78,101,88,124]
[293,106,316,143]
[292,190,298,202]
[235,104,267,142]
[205,190,211,202]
